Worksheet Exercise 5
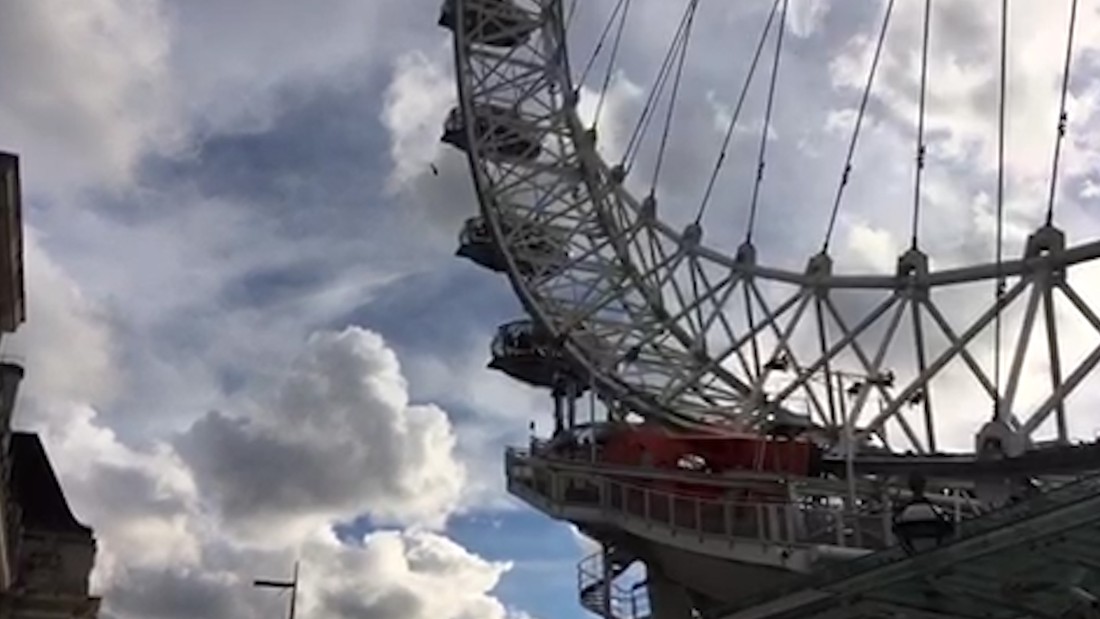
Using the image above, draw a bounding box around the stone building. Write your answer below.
[0,152,100,618]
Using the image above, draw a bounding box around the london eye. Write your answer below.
[440,1,1100,617]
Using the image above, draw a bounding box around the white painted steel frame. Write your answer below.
[450,0,1100,453]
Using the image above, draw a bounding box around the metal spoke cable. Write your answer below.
[821,0,895,252]
[910,0,932,249]
[555,0,580,70]
[566,0,581,31]
[578,0,628,88]
[1045,0,1079,226]
[745,0,789,243]
[694,0,781,224]
[593,0,633,129]
[621,3,694,170]
[994,0,1008,417]
[648,0,700,196]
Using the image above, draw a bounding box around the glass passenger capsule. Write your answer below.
[488,320,586,389]
[441,106,542,162]
[438,0,537,48]
[456,216,568,276]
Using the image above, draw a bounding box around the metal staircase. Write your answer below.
[577,547,650,619]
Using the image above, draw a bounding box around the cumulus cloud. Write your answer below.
[383,46,456,191]
[179,327,466,542]
[9,229,500,618]
[303,529,518,619]
[101,529,524,619]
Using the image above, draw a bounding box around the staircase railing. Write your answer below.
[577,552,650,619]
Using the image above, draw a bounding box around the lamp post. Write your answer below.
[254,561,299,619]
[892,475,954,554]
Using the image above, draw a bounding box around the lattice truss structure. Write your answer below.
[449,0,1100,455]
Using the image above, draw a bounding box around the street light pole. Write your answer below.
[253,561,299,619]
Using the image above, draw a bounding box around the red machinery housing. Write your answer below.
[598,424,817,499]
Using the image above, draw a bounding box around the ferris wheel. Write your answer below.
[439,1,1100,617]
[441,0,1100,460]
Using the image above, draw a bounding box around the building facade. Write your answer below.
[0,152,100,618]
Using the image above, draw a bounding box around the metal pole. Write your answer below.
[253,561,299,619]
[602,545,612,619]
[589,377,597,462]
[553,385,564,435]
[567,381,577,430]
[289,561,299,619]
[953,489,961,537]
[837,374,861,547]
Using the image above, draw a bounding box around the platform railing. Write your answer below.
[506,447,893,551]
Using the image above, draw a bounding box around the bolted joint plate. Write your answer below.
[680,222,702,252]
[804,253,833,296]
[639,194,657,223]
[584,127,598,148]
[735,242,756,266]
[896,248,930,301]
[975,418,1026,458]
[1024,225,1067,282]
[609,164,626,185]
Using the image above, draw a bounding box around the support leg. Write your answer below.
[647,569,694,619]
[553,388,565,435]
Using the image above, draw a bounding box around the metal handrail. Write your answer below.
[514,444,984,512]
[578,552,650,619]
[507,448,891,550]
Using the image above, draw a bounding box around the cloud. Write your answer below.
[787,0,831,38]
[178,327,466,543]
[0,0,178,188]
[102,566,254,619]
[566,525,601,556]
[101,528,524,619]
[303,529,517,619]
[842,221,900,272]
[4,233,119,406]
[7,230,501,618]
[383,46,456,192]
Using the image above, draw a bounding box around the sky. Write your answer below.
[2,1,1100,618]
